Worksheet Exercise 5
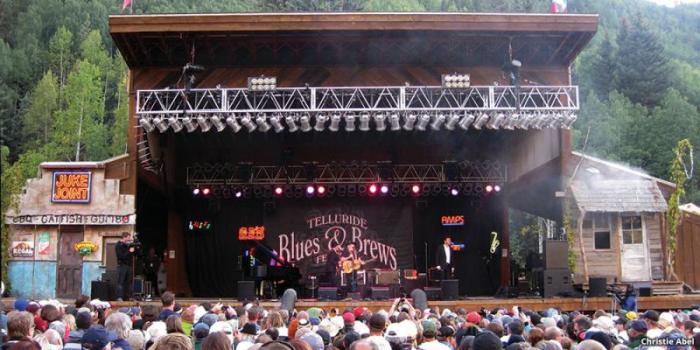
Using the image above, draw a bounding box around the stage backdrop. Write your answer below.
[264,200,414,277]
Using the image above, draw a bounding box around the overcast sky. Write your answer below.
[646,0,700,7]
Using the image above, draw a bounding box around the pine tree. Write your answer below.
[589,33,616,100]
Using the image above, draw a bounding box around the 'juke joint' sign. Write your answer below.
[51,171,92,203]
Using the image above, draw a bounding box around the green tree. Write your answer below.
[110,75,129,156]
[588,33,616,100]
[48,26,73,102]
[262,0,367,11]
[21,71,59,149]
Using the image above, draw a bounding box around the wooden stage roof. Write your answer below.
[109,13,598,68]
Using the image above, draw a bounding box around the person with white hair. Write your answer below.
[210,321,235,345]
[105,311,134,350]
[34,328,63,350]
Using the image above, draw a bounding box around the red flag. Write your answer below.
[122,0,131,10]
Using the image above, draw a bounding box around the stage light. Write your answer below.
[317,185,326,195]
[503,113,518,130]
[139,117,155,133]
[153,115,169,133]
[314,113,328,132]
[445,113,460,130]
[300,114,312,132]
[202,187,211,196]
[210,114,226,132]
[431,113,446,131]
[411,184,421,194]
[345,113,356,132]
[270,115,284,133]
[403,113,417,131]
[550,112,564,128]
[389,113,401,131]
[416,113,430,131]
[459,113,475,130]
[285,115,299,132]
[368,184,378,195]
[442,73,470,89]
[182,116,197,132]
[169,116,183,133]
[256,115,271,132]
[486,113,505,129]
[197,115,212,132]
[329,113,341,132]
[359,113,370,131]
[517,113,533,129]
[235,191,242,198]
[473,113,489,130]
[494,185,502,192]
[226,114,242,133]
[450,187,459,196]
[306,185,315,195]
[485,185,494,193]
[563,112,578,129]
[193,188,201,196]
[374,113,386,131]
[248,75,277,91]
[274,186,283,196]
[241,115,257,132]
[380,185,389,194]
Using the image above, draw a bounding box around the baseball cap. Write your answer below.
[82,326,117,350]
[642,310,660,322]
[193,323,210,338]
[316,329,331,345]
[466,312,482,324]
[241,323,258,335]
[421,320,437,338]
[472,331,502,350]
[438,326,455,338]
[369,313,386,331]
[14,299,29,312]
[300,332,324,350]
[343,312,355,325]
[343,331,360,348]
[630,319,648,333]
[354,307,366,318]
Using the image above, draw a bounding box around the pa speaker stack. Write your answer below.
[543,240,573,297]
[318,287,338,300]
[237,281,255,300]
[588,277,607,297]
[440,280,459,300]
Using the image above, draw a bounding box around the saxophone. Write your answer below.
[490,231,500,254]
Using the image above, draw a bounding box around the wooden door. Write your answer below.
[621,216,651,282]
[57,227,84,298]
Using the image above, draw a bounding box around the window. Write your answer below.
[622,216,643,244]
[592,213,611,250]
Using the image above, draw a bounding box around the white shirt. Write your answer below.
[443,245,451,264]
[367,335,392,350]
[419,340,451,350]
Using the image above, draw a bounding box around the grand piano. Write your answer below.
[248,241,302,298]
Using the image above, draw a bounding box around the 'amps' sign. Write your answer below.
[441,215,465,226]
[51,171,92,203]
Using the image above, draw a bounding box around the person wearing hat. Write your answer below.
[339,312,356,336]
[366,314,391,350]
[191,323,209,350]
[641,310,663,339]
[241,322,259,341]
[472,331,502,350]
[437,326,456,350]
[300,332,325,350]
[455,312,481,346]
[82,325,117,350]
[626,319,649,348]
[613,316,629,343]
[418,320,449,350]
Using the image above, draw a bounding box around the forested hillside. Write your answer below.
[1,0,698,210]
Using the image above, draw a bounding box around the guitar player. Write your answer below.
[339,242,361,292]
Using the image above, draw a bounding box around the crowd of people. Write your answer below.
[1,291,699,350]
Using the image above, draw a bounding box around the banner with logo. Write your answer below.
[264,201,413,276]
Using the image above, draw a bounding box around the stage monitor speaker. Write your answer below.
[369,287,390,300]
[280,289,297,312]
[545,240,568,269]
[588,277,607,297]
[424,287,441,300]
[237,281,255,300]
[91,281,113,300]
[639,287,652,297]
[494,286,518,299]
[376,270,401,285]
[410,289,428,310]
[440,280,459,300]
[543,269,573,298]
[348,292,362,300]
[318,287,338,300]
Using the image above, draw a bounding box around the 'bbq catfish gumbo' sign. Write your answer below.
[51,171,92,203]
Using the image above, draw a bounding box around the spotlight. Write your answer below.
[226,114,242,133]
[494,185,502,192]
[403,114,417,131]
[270,115,284,133]
[210,114,226,132]
[202,187,211,196]
[314,113,328,132]
[459,113,475,130]
[197,115,212,132]
[169,116,183,132]
[485,185,494,193]
[473,113,489,130]
[380,184,389,194]
[416,113,430,131]
[153,115,169,133]
[256,115,271,132]
[389,113,401,131]
[235,191,243,198]
[445,113,460,130]
[241,115,257,132]
[182,116,197,132]
[329,113,341,132]
[430,113,446,131]
[317,185,326,195]
[359,113,370,131]
[486,113,505,129]
[247,75,277,91]
[563,112,578,129]
[139,117,155,133]
[274,186,283,196]
[305,185,315,196]
[503,113,518,130]
[374,113,386,131]
[450,187,459,196]
[345,113,356,132]
[300,114,312,132]
[441,73,470,89]
[192,188,200,196]
[369,184,378,195]
[411,184,421,195]
[285,115,299,133]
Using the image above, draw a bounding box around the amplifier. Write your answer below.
[375,270,401,285]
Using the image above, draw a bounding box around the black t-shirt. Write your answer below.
[116,241,133,266]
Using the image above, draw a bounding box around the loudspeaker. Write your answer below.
[543,269,573,298]
[348,292,361,300]
[545,240,568,269]
[91,281,113,300]
[424,287,441,300]
[376,270,401,285]
[318,287,338,300]
[410,289,428,310]
[494,286,518,299]
[440,280,459,300]
[369,287,390,300]
[588,277,607,297]
[639,287,652,297]
[280,289,297,312]
[237,281,255,300]
[403,278,423,294]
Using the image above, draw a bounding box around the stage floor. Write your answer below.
[6,295,698,313]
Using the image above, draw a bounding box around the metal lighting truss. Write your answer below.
[186,160,506,186]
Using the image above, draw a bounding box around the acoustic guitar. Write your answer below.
[341,257,377,273]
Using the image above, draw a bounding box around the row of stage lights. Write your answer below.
[192,183,501,199]
[139,110,578,134]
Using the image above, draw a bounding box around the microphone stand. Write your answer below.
[424,242,428,275]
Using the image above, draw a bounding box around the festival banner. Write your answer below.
[263,201,413,276]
